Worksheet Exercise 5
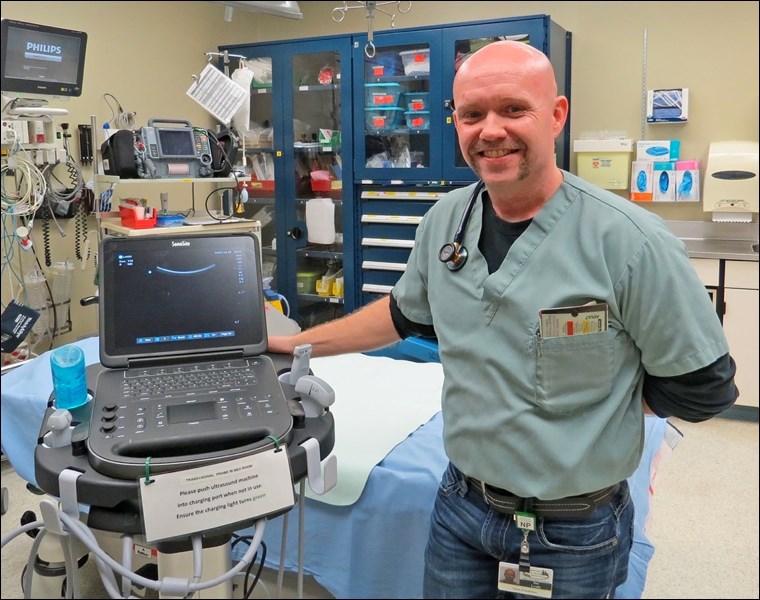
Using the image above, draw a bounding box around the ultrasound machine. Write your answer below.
[5,232,337,598]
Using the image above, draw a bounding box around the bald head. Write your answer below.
[450,40,568,215]
[453,41,558,104]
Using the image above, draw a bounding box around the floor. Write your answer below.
[2,415,758,599]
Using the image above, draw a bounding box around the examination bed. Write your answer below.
[1,336,673,599]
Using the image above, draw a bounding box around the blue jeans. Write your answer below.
[423,463,634,599]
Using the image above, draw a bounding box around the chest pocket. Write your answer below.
[533,327,617,413]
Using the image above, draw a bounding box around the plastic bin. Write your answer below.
[399,48,430,76]
[365,83,403,108]
[297,270,323,294]
[404,111,430,130]
[403,92,430,112]
[574,139,633,190]
[316,272,337,297]
[119,206,157,229]
[245,179,275,198]
[367,53,404,77]
[332,276,344,298]
[365,107,403,132]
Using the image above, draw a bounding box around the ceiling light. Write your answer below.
[209,1,303,21]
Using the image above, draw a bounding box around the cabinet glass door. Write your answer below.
[286,39,353,329]
[440,19,547,182]
[442,15,569,181]
[238,50,281,295]
[353,30,441,182]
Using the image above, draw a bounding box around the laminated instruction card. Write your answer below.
[538,302,608,339]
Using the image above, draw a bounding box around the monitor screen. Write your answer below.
[1,19,87,98]
[98,232,268,367]
[158,128,196,157]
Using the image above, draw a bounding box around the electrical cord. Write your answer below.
[2,508,268,598]
[102,92,137,129]
[1,137,47,217]
[42,214,52,267]
[43,125,85,216]
[202,129,242,220]
[75,201,86,261]
[231,535,268,599]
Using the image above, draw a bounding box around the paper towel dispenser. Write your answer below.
[703,140,758,222]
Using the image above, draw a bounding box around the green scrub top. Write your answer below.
[393,171,728,499]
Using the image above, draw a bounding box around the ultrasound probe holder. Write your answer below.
[32,353,335,596]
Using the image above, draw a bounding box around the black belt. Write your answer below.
[468,477,620,518]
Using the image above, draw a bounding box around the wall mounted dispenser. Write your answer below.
[703,141,759,222]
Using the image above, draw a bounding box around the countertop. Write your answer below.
[665,220,758,262]
[680,238,758,262]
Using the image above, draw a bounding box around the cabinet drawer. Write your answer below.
[689,258,720,286]
[725,260,759,289]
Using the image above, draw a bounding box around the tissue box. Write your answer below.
[574,139,633,190]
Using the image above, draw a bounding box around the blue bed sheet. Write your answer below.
[1,337,668,599]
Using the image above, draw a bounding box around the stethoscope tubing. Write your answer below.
[438,179,485,271]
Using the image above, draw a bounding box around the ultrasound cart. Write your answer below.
[20,350,335,598]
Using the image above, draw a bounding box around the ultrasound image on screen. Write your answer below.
[101,234,264,359]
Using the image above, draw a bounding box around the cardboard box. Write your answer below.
[653,162,677,202]
[636,140,681,162]
[630,161,654,202]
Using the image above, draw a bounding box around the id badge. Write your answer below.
[498,561,554,598]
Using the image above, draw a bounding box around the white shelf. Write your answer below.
[361,237,415,248]
[362,283,393,294]
[361,214,422,225]
[99,219,261,237]
[361,190,445,201]
[362,260,407,272]
[95,175,248,185]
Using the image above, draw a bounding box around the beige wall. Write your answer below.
[2,1,758,344]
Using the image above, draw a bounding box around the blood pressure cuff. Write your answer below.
[1,300,39,353]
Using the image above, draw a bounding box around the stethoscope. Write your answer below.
[438,179,485,271]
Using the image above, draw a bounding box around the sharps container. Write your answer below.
[50,344,88,410]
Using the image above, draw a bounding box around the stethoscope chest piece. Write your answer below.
[439,242,468,271]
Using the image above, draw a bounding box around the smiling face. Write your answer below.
[452,41,568,209]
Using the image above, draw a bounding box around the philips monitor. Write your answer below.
[1,19,87,99]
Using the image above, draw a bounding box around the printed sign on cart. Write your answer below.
[139,448,294,542]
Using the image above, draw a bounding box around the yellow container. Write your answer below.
[574,139,633,190]
[316,276,334,297]
[332,277,344,298]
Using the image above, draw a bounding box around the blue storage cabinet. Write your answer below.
[219,35,357,329]
[220,15,571,327]
[353,15,572,311]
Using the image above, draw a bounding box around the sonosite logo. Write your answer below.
[171,241,191,247]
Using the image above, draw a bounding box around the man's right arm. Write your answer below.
[268,295,401,358]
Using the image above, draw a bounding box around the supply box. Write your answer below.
[636,140,681,162]
[399,48,430,76]
[573,139,633,190]
[630,161,654,202]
